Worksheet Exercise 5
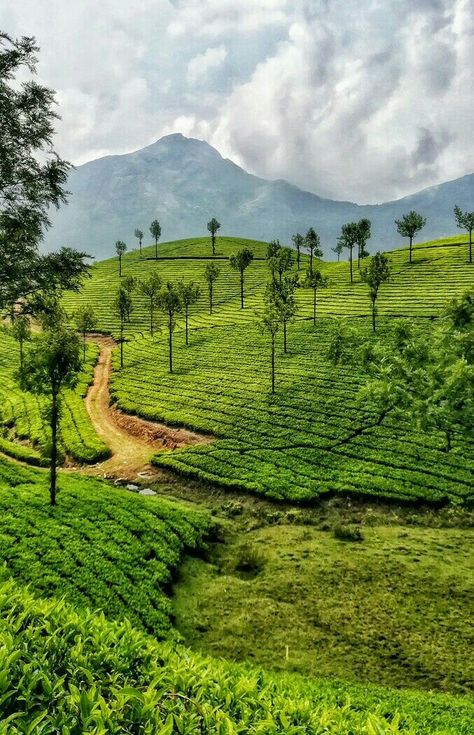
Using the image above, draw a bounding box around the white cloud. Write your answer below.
[168,0,292,37]
[187,46,227,85]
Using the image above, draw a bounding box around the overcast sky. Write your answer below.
[3,0,473,203]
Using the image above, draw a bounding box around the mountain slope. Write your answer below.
[44,133,474,259]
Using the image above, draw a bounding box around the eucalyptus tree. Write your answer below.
[230,248,254,308]
[338,222,359,283]
[115,240,127,277]
[267,274,298,353]
[150,220,161,259]
[305,228,323,274]
[292,233,305,270]
[395,211,426,263]
[0,33,89,313]
[122,275,137,295]
[360,252,390,332]
[204,262,220,315]
[113,286,132,368]
[177,280,200,345]
[260,305,280,395]
[356,218,371,268]
[74,305,97,361]
[454,205,474,264]
[134,228,144,256]
[207,217,221,255]
[140,272,162,336]
[21,326,81,505]
[157,282,182,372]
[266,240,282,280]
[12,314,31,372]
[275,248,294,285]
[304,269,329,326]
[332,242,343,262]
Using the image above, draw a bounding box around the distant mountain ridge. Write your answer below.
[44,133,474,260]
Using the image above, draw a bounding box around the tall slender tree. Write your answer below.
[361,252,390,332]
[134,228,144,256]
[275,248,294,285]
[113,286,132,368]
[266,240,282,280]
[74,305,97,361]
[356,218,371,269]
[305,228,323,274]
[395,211,426,264]
[177,281,200,345]
[267,275,298,353]
[304,269,329,326]
[207,218,221,255]
[115,241,127,277]
[292,233,304,270]
[454,205,474,264]
[140,272,162,336]
[12,314,31,372]
[338,222,359,283]
[332,242,343,262]
[150,220,161,260]
[157,282,182,373]
[230,248,254,308]
[260,306,280,395]
[21,327,81,505]
[204,262,220,314]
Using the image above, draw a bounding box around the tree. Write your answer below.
[134,228,144,256]
[338,222,359,283]
[304,269,328,326]
[356,218,371,268]
[260,306,280,395]
[150,220,161,260]
[327,319,358,365]
[115,241,127,277]
[230,248,254,308]
[113,286,132,368]
[122,275,136,295]
[74,305,97,361]
[177,281,200,345]
[332,242,343,262]
[140,272,162,336]
[0,33,89,313]
[157,282,182,373]
[275,248,294,285]
[454,205,474,264]
[292,233,304,271]
[12,314,31,372]
[204,262,220,315]
[207,218,221,255]
[305,228,323,274]
[21,327,81,505]
[360,252,390,332]
[395,211,426,264]
[266,240,282,280]
[267,275,298,353]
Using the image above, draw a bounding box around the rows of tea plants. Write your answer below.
[0,456,209,637]
[64,236,474,338]
[1,576,473,734]
[110,318,474,506]
[0,329,109,464]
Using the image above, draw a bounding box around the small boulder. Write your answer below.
[139,487,156,496]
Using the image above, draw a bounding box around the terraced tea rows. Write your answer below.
[0,457,209,637]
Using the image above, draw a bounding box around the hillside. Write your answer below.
[61,235,474,507]
[43,134,474,259]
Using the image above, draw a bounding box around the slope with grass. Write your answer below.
[1,573,474,734]
[0,456,209,637]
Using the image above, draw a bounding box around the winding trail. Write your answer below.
[83,336,212,481]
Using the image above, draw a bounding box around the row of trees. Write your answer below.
[124,217,222,264]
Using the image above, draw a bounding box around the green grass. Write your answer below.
[174,514,474,693]
[0,456,209,638]
[1,574,473,734]
[0,328,110,464]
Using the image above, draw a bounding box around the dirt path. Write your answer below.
[83,337,212,482]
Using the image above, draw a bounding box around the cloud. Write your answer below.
[187,46,227,85]
[2,0,474,202]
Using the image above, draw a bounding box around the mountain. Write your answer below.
[44,133,474,260]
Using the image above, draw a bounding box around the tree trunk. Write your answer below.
[120,320,124,368]
[409,236,413,263]
[212,234,216,256]
[150,299,154,336]
[283,320,287,354]
[185,304,189,346]
[470,229,472,264]
[349,246,353,283]
[119,256,122,277]
[240,272,244,308]
[297,247,300,271]
[169,314,173,373]
[50,387,58,506]
[271,335,275,394]
[83,333,86,362]
[155,240,158,260]
[372,298,376,333]
[313,287,317,326]
[209,284,213,315]
[139,239,142,256]
[309,248,313,274]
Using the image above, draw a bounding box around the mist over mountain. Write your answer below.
[44,133,474,260]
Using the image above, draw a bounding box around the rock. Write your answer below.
[139,487,156,496]
[126,483,139,491]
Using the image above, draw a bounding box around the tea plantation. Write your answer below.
[1,574,473,734]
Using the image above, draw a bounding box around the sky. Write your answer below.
[2,0,473,203]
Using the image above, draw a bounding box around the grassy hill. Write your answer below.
[62,235,474,506]
[2,572,474,734]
